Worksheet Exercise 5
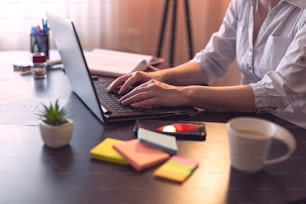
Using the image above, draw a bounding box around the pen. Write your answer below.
[20,66,63,76]
[19,60,63,76]
[31,19,49,35]
[46,59,62,67]
[131,60,147,72]
[42,18,49,34]
[147,64,160,71]
[20,70,32,76]
[37,25,42,34]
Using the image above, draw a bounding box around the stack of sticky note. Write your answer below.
[137,127,178,155]
[154,156,199,183]
[90,138,128,165]
[90,133,199,183]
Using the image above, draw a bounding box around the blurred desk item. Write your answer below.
[84,49,154,77]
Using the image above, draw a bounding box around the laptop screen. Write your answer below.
[47,12,105,123]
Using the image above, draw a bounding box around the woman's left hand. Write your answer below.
[119,79,187,108]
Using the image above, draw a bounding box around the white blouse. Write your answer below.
[193,0,306,129]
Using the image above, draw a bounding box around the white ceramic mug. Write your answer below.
[227,117,296,173]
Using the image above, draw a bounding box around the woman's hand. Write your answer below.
[119,79,188,108]
[106,71,156,95]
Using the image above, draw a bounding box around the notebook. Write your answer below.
[84,49,154,77]
[112,139,170,171]
[137,127,178,155]
[46,12,198,124]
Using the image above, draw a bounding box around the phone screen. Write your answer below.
[157,123,203,134]
[134,120,206,141]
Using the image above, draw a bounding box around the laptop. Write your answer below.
[46,12,197,123]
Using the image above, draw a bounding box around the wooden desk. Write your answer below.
[1,51,306,204]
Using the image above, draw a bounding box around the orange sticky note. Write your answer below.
[113,139,170,171]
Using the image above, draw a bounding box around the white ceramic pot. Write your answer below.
[39,119,74,148]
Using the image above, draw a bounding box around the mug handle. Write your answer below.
[264,124,296,165]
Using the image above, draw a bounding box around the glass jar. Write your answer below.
[32,52,47,79]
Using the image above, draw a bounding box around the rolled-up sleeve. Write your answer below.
[250,21,306,113]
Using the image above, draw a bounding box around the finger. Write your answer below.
[106,75,130,93]
[130,98,156,108]
[119,90,140,104]
[119,82,149,102]
[118,72,145,94]
[120,89,151,105]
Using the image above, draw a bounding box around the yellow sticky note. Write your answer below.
[154,156,199,183]
[154,167,188,183]
[90,138,128,165]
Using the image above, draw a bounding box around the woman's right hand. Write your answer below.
[106,71,156,95]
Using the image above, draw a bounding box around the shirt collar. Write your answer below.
[283,0,306,9]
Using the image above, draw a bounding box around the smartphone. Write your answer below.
[133,119,206,141]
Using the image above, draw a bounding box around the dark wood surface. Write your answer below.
[1,51,306,204]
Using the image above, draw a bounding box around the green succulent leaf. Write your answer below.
[38,99,68,126]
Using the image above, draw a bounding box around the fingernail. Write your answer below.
[118,88,124,95]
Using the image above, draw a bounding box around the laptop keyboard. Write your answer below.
[94,81,140,113]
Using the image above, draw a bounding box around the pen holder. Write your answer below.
[30,33,49,59]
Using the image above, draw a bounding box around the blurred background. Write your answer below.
[0,0,239,84]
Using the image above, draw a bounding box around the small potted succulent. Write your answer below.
[38,99,73,148]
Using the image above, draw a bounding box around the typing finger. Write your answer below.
[106,75,130,93]
[118,72,146,94]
